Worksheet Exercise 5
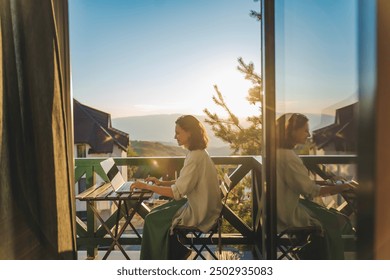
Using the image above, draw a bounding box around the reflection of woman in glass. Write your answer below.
[132,115,222,259]
[276,113,355,259]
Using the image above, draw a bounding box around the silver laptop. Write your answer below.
[100,158,134,193]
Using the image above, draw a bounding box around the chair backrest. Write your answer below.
[216,173,233,257]
[219,173,231,203]
[175,173,233,260]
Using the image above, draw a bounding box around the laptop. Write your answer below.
[100,158,135,193]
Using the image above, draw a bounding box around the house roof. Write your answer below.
[312,102,358,152]
[73,99,129,153]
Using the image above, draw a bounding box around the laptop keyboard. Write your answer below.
[116,181,133,193]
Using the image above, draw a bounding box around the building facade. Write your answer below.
[73,99,129,219]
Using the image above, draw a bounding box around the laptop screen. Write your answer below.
[100,158,126,191]
[107,164,120,182]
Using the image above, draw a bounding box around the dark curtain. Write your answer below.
[0,0,76,259]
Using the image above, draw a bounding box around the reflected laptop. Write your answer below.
[100,158,135,193]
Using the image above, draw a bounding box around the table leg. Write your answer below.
[88,201,130,260]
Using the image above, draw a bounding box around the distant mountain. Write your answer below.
[130,140,186,157]
[304,95,358,130]
[130,140,233,157]
[113,113,335,139]
[113,113,337,156]
[112,114,228,148]
[305,113,335,131]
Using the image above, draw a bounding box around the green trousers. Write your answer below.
[140,199,187,260]
[300,199,355,259]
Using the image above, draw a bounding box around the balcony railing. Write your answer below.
[74,155,357,260]
[75,156,263,259]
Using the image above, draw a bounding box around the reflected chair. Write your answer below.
[276,226,321,260]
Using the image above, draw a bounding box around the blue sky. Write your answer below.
[69,0,261,118]
[275,0,358,119]
[69,0,358,125]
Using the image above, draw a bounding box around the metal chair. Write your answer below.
[276,226,321,260]
[174,174,230,260]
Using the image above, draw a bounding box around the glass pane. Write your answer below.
[274,0,358,260]
[276,0,358,142]
[69,0,262,260]
[69,0,261,157]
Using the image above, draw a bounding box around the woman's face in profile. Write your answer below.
[292,122,310,146]
[174,124,191,148]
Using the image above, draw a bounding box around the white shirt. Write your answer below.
[170,149,222,233]
[277,149,322,232]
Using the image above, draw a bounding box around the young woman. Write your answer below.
[131,115,222,259]
[276,113,355,259]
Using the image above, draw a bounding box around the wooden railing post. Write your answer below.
[84,165,97,259]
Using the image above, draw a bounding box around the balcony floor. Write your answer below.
[77,245,256,260]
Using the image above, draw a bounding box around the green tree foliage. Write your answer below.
[216,166,253,233]
[203,57,262,155]
[203,29,262,232]
[126,144,138,179]
[224,175,253,233]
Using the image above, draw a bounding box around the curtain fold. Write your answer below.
[0,0,76,259]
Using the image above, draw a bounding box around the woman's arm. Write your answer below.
[319,182,356,196]
[145,176,176,187]
[157,180,176,187]
[131,181,174,198]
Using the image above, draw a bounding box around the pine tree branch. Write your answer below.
[213,85,243,131]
